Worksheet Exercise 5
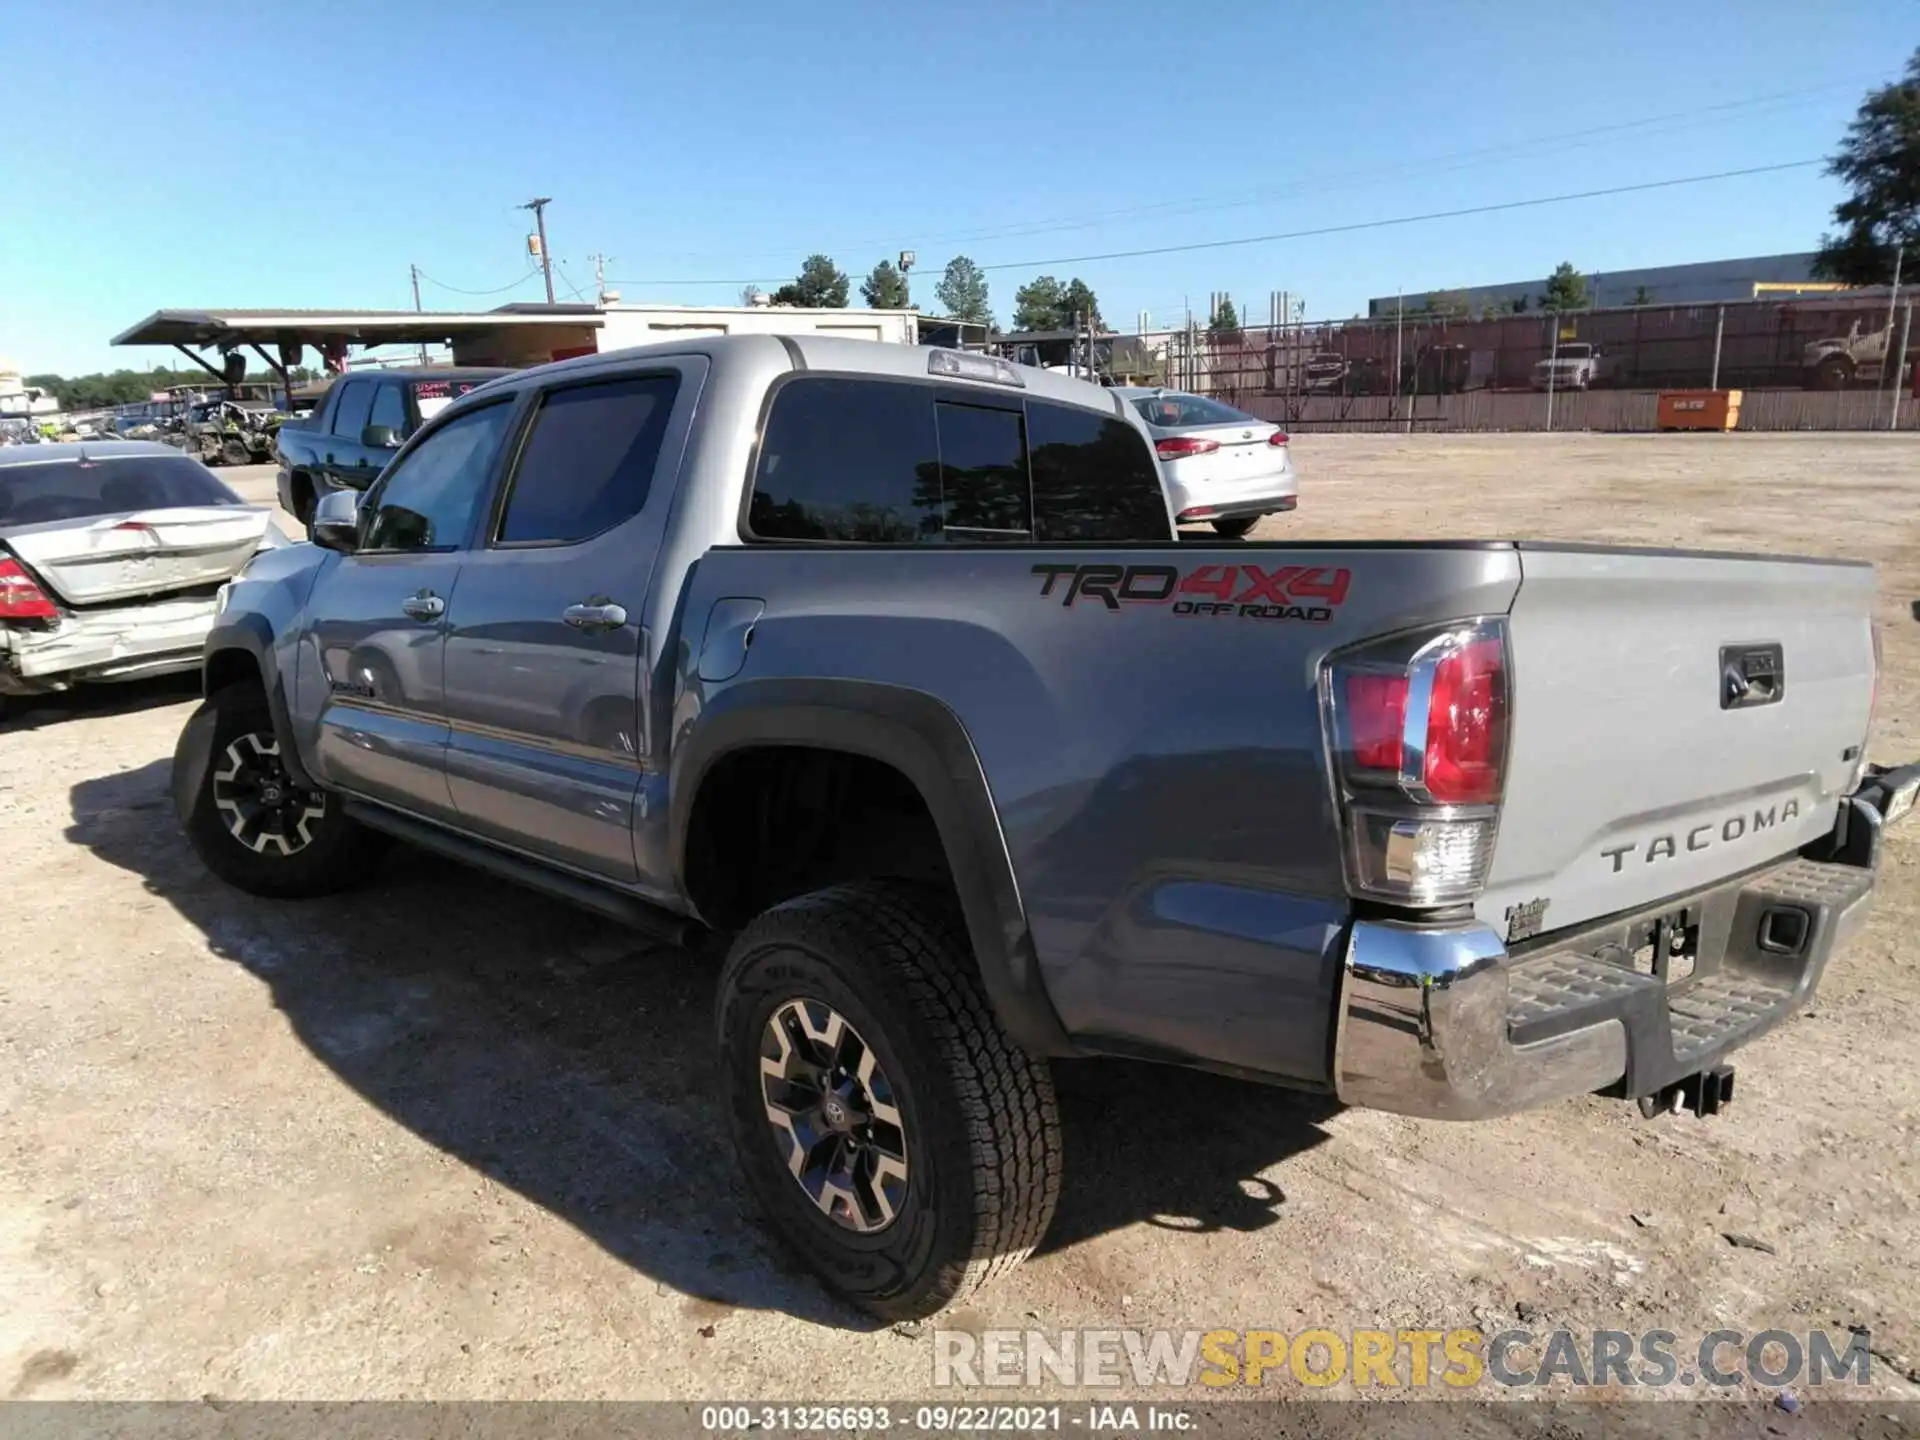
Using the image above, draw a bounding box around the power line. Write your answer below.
[610,160,1824,288]
[614,75,1873,268]
[415,266,543,296]
[974,160,1825,271]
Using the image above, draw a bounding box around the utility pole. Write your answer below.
[520,197,555,304]
[1397,291,1413,422]
[1892,303,1912,431]
[1545,320,1560,432]
[1709,306,1724,390]
[588,253,613,304]
[410,263,428,364]
[1882,242,1904,410]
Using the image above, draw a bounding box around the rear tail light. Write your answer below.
[1268,431,1291,447]
[1321,619,1511,907]
[0,558,57,620]
[1156,436,1220,459]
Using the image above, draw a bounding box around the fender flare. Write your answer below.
[197,612,313,791]
[670,677,1076,1058]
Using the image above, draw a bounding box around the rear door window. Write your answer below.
[494,374,681,545]
[331,381,374,439]
[1027,401,1171,542]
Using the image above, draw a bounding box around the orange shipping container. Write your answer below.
[1657,389,1742,431]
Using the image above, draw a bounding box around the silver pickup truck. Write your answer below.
[170,335,1915,1320]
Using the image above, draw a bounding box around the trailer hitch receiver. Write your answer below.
[1637,1064,1735,1119]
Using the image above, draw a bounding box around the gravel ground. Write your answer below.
[1,436,1916,1410]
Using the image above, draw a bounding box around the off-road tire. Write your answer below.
[220,437,250,467]
[1211,516,1260,539]
[716,881,1062,1320]
[178,685,379,898]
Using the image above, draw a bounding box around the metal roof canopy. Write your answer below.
[112,306,602,350]
[112,306,605,408]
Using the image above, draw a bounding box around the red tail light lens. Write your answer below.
[1322,620,1510,908]
[0,558,56,620]
[1423,636,1507,804]
[1156,436,1221,459]
[1268,431,1291,447]
[1344,673,1407,772]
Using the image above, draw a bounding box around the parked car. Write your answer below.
[1,442,286,703]
[173,336,1911,1324]
[274,367,509,528]
[1532,342,1615,391]
[1114,386,1296,537]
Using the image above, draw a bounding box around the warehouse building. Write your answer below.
[1368,253,1825,318]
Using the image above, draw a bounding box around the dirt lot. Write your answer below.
[2,435,1917,1408]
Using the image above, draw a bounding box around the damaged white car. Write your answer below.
[0,442,287,704]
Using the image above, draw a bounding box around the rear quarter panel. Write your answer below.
[674,542,1521,1084]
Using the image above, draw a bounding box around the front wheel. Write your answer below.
[716,882,1062,1320]
[1211,516,1261,539]
[177,686,380,898]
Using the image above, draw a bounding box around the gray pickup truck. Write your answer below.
[171,335,1916,1320]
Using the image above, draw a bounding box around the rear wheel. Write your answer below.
[1211,516,1260,539]
[178,686,379,898]
[716,881,1062,1320]
[1813,355,1853,391]
[220,437,250,466]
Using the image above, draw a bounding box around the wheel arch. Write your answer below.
[671,678,1075,1059]
[196,612,312,791]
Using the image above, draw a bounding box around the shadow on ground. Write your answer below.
[1,671,200,733]
[67,759,1336,1331]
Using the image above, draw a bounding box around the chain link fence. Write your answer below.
[1130,294,1918,432]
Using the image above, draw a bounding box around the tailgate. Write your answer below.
[1480,547,1876,936]
[2,507,271,605]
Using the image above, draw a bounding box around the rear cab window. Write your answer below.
[1129,392,1255,428]
[747,376,1168,545]
[412,377,489,428]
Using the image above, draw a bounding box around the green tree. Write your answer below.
[1417,289,1469,319]
[770,254,850,308]
[1541,262,1590,312]
[1012,275,1067,330]
[1813,48,1920,284]
[1012,275,1102,331]
[934,255,992,326]
[1509,295,1531,314]
[739,285,763,306]
[860,259,911,309]
[1060,278,1102,331]
[1208,297,1241,335]
[1630,286,1654,306]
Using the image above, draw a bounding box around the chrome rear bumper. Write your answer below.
[1330,785,1905,1121]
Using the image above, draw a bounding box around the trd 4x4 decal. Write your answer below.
[1031,562,1351,623]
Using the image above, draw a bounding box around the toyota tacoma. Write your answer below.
[171,335,1915,1320]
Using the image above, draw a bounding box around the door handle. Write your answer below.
[401,591,444,621]
[563,601,628,632]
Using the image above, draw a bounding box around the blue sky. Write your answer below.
[1,0,1911,375]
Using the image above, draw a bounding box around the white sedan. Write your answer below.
[1115,387,1297,538]
[1,441,286,704]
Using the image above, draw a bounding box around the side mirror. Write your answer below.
[310,488,362,553]
[361,424,400,449]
